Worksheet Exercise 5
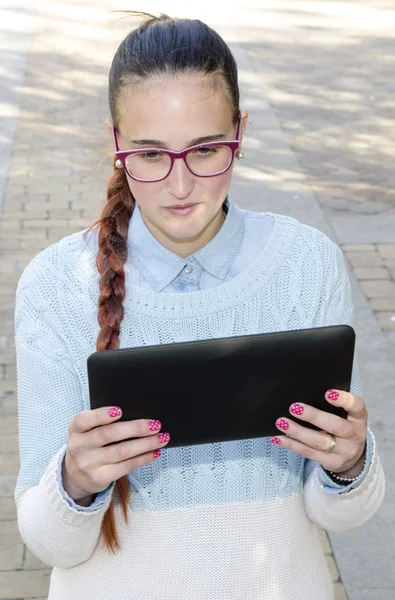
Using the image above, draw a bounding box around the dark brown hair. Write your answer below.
[93,11,240,552]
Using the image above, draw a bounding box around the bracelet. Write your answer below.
[327,453,367,485]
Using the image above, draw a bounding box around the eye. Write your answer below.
[196,146,217,156]
[139,151,163,160]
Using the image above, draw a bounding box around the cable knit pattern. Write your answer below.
[14,212,385,599]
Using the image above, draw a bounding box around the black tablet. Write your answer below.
[88,325,355,448]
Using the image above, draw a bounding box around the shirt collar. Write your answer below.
[127,196,245,291]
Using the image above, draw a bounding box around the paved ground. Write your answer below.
[0,1,394,599]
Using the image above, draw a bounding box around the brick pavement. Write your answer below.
[242,0,395,343]
[1,1,392,599]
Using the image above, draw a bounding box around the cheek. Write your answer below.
[197,169,234,209]
[126,178,163,212]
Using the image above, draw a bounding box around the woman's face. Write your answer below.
[114,75,248,256]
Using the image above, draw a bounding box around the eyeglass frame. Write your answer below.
[112,109,243,183]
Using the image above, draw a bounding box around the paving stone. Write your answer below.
[354,267,390,280]
[334,583,348,600]
[384,258,395,271]
[360,280,395,298]
[0,229,47,240]
[0,520,21,543]
[0,498,17,521]
[0,543,24,570]
[346,252,384,268]
[0,399,17,416]
[0,453,20,474]
[0,434,18,454]
[0,475,18,497]
[0,569,51,597]
[23,548,48,571]
[376,312,395,331]
[342,244,376,253]
[370,298,395,311]
[0,384,17,396]
[377,245,395,259]
[3,210,48,220]
[5,365,17,380]
[0,414,17,435]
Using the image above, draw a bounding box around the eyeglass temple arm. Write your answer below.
[236,108,242,141]
[112,125,120,152]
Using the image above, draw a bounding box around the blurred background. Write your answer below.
[0,1,394,598]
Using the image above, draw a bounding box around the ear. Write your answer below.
[105,118,114,136]
[236,108,248,158]
[239,108,248,143]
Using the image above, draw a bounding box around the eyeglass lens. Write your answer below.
[125,145,233,181]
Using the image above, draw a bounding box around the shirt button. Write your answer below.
[184,265,193,274]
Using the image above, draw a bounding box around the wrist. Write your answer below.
[62,456,93,506]
[326,444,367,485]
[337,444,367,478]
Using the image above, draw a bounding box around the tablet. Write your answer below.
[88,325,355,448]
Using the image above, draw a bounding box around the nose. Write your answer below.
[166,157,195,199]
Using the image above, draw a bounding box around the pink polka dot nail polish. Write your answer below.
[149,420,162,432]
[158,432,171,444]
[290,403,304,416]
[108,407,121,418]
[271,437,282,445]
[326,390,340,401]
[154,449,162,459]
[276,418,289,431]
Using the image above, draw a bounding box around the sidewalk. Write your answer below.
[0,1,393,599]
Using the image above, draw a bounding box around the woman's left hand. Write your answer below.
[271,389,368,475]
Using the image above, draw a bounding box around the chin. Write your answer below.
[167,223,206,241]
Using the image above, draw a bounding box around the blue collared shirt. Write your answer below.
[125,197,274,292]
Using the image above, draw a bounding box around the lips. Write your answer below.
[167,203,197,210]
[166,203,199,216]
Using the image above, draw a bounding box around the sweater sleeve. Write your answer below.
[303,236,385,532]
[14,253,113,568]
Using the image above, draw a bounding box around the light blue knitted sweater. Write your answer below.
[14,208,384,600]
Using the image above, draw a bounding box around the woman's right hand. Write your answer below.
[62,407,170,505]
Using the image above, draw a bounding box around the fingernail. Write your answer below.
[108,407,121,418]
[154,449,162,458]
[290,403,304,416]
[271,437,282,445]
[158,432,170,444]
[326,390,340,401]
[149,420,162,432]
[276,418,289,431]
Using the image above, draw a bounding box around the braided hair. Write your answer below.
[92,11,240,551]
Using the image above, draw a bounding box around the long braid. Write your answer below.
[94,160,134,551]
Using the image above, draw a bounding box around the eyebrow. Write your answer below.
[129,133,227,148]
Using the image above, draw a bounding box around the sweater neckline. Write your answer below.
[123,212,299,319]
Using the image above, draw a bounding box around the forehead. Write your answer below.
[117,74,234,141]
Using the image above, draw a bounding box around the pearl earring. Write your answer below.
[115,159,123,169]
[237,151,245,160]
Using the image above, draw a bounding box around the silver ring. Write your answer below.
[324,434,337,454]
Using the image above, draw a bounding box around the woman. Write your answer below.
[14,12,384,600]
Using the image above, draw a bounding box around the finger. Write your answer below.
[275,418,341,453]
[270,435,344,471]
[288,403,354,439]
[86,418,163,449]
[325,389,368,420]
[100,447,165,483]
[99,432,171,467]
[70,406,124,434]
